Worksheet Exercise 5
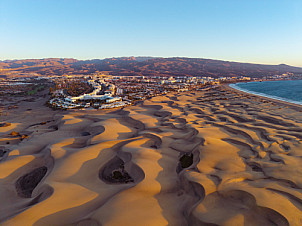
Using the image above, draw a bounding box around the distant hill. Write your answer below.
[1,57,302,78]
[0,58,78,69]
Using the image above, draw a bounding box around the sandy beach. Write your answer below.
[1,86,302,226]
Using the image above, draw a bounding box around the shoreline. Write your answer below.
[229,80,302,106]
[225,83,302,112]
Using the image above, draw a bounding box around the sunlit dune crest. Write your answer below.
[1,86,302,225]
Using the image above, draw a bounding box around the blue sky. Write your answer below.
[0,0,302,66]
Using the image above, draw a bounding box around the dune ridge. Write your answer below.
[0,86,302,225]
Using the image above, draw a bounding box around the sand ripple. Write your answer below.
[1,86,302,225]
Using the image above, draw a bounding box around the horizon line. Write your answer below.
[0,56,301,68]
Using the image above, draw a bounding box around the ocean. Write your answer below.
[230,80,302,106]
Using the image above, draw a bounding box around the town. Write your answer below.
[1,72,300,110]
[47,74,253,109]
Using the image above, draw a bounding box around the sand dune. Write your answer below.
[0,86,302,225]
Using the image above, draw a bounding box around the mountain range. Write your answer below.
[1,57,302,78]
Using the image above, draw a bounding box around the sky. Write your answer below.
[0,0,302,66]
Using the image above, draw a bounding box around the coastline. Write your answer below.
[225,83,302,112]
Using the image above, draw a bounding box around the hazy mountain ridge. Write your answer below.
[1,57,302,78]
[0,58,78,69]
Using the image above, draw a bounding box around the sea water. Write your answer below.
[230,80,302,106]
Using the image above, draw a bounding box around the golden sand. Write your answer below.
[0,86,301,225]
